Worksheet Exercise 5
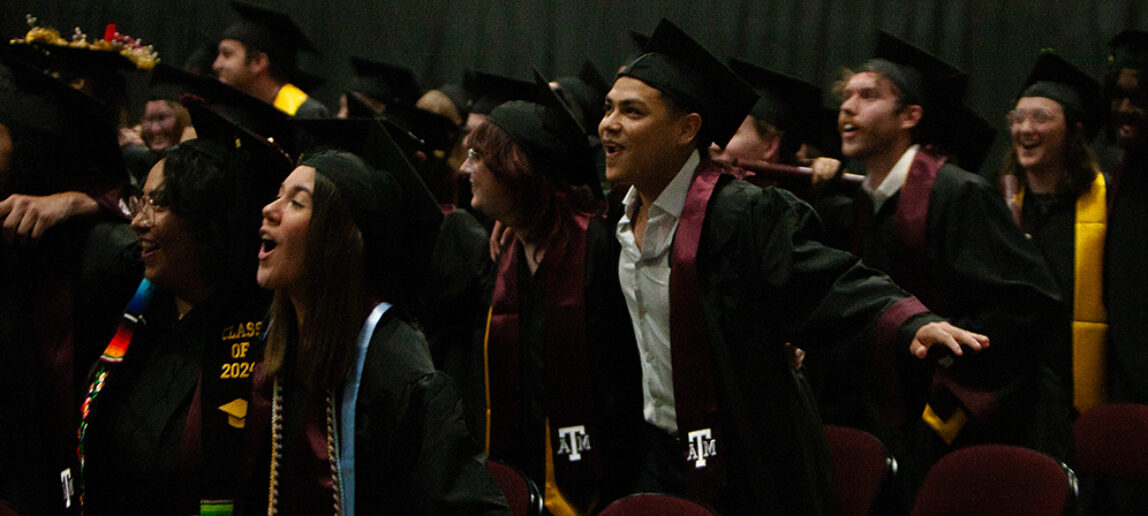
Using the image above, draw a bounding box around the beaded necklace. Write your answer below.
[266,379,343,515]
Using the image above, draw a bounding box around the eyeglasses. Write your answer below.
[1006,108,1058,126]
[124,192,168,221]
[467,148,482,161]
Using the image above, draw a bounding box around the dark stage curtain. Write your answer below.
[6,0,1146,174]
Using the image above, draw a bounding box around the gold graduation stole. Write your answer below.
[272,83,310,116]
[1014,173,1108,414]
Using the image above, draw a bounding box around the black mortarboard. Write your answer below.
[463,69,536,115]
[294,119,443,304]
[865,31,968,109]
[618,19,758,148]
[221,2,316,73]
[944,104,996,174]
[181,94,295,181]
[149,63,296,157]
[384,102,462,153]
[1107,29,1148,70]
[348,56,421,108]
[487,69,603,198]
[628,30,650,54]
[728,58,824,145]
[341,91,457,155]
[0,50,124,183]
[863,32,969,147]
[1019,51,1102,139]
[435,82,472,121]
[554,60,610,136]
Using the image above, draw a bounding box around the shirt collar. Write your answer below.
[864,144,919,213]
[623,149,700,220]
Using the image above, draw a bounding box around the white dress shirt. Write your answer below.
[616,150,700,434]
[863,144,919,214]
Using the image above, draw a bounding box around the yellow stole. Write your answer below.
[272,83,310,116]
[1014,172,1108,414]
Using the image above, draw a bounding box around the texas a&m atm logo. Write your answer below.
[556,425,591,462]
[687,428,717,468]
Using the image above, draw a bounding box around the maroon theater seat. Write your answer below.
[599,493,717,515]
[910,444,1076,516]
[485,459,543,516]
[824,424,897,516]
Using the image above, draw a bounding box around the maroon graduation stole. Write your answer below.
[485,211,600,512]
[669,161,726,502]
[889,148,945,309]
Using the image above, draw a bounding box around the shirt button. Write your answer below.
[645,354,654,363]
[654,400,662,408]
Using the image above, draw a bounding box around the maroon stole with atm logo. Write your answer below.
[485,211,601,513]
[669,160,725,503]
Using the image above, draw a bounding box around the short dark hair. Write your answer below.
[658,90,710,157]
[158,139,268,287]
[237,41,290,84]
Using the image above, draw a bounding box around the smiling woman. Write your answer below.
[999,51,1109,418]
[79,136,282,514]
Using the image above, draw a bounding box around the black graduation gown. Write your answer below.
[0,219,139,516]
[461,216,645,509]
[241,310,510,516]
[81,287,270,515]
[821,161,1070,503]
[294,95,330,119]
[420,209,491,375]
[1105,150,1148,403]
[690,176,941,516]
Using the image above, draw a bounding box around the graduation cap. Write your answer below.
[943,104,996,174]
[221,1,316,73]
[434,82,472,121]
[181,94,295,184]
[487,69,603,198]
[0,50,124,185]
[863,32,970,147]
[385,102,462,154]
[348,56,422,108]
[218,398,248,429]
[864,31,968,109]
[150,62,296,157]
[627,30,650,54]
[728,57,824,147]
[618,18,758,148]
[1107,29,1148,70]
[553,60,610,136]
[463,69,536,115]
[1018,51,1103,140]
[293,118,444,304]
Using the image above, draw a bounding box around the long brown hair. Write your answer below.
[467,120,600,258]
[262,172,367,390]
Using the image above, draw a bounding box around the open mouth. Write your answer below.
[260,238,278,254]
[602,140,624,158]
[839,123,858,136]
[1019,141,1039,150]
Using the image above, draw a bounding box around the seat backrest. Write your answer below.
[824,424,896,516]
[485,459,543,516]
[910,444,1075,516]
[1073,403,1148,483]
[598,493,717,516]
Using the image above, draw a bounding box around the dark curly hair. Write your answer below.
[154,139,275,287]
